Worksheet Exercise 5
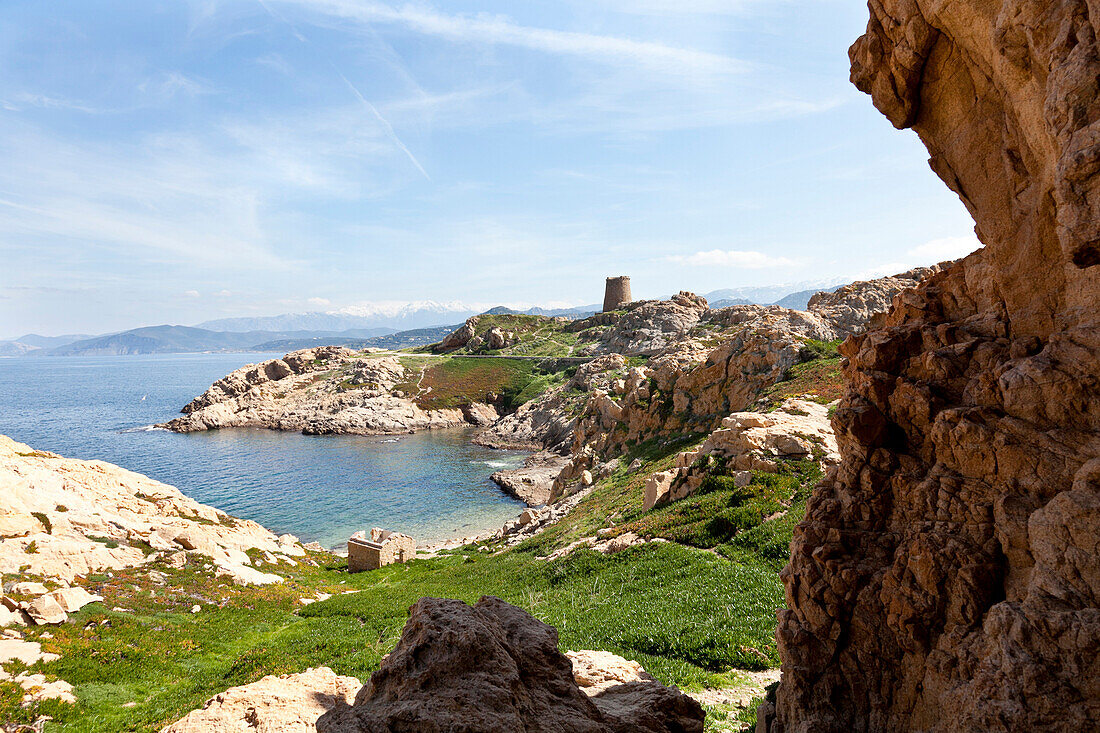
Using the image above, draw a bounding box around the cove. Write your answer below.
[0,352,528,548]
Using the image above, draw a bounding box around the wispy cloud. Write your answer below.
[908,235,981,262]
[277,0,750,77]
[336,72,431,181]
[855,235,982,280]
[666,249,799,268]
[254,0,432,180]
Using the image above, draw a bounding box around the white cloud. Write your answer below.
[667,249,799,268]
[854,234,982,280]
[277,0,750,77]
[908,235,982,263]
[307,296,331,307]
[216,290,233,297]
[184,289,201,298]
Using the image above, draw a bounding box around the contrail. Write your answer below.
[254,0,431,181]
[256,0,306,42]
[335,71,431,181]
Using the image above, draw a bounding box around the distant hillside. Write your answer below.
[0,341,39,357]
[770,285,842,310]
[703,279,846,306]
[708,297,754,309]
[252,325,457,353]
[198,303,479,333]
[11,333,91,348]
[48,325,395,357]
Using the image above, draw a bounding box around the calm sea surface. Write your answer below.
[0,353,527,548]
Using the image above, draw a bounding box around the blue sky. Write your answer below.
[0,0,979,336]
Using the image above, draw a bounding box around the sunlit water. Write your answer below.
[0,353,527,548]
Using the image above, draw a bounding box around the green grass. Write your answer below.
[439,314,581,357]
[417,358,535,410]
[393,357,572,411]
[757,345,844,410]
[1,437,818,732]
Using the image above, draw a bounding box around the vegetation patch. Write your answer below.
[1,429,819,732]
[31,512,52,534]
[407,358,571,412]
[756,341,844,410]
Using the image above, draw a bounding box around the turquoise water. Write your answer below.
[0,353,527,548]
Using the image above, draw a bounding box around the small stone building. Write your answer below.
[347,528,416,572]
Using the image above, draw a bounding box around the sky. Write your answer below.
[0,0,981,337]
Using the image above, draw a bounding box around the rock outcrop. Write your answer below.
[162,349,471,435]
[570,307,838,459]
[489,451,571,505]
[770,2,1100,731]
[645,399,839,511]
[161,667,362,733]
[807,264,948,338]
[316,596,704,733]
[574,291,710,356]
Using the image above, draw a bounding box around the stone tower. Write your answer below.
[602,276,632,312]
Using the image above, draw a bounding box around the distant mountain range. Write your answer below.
[253,325,460,353]
[46,325,396,357]
[1,281,850,357]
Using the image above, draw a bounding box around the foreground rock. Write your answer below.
[770,2,1100,731]
[161,666,362,733]
[317,596,704,733]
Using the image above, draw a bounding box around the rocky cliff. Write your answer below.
[769,2,1100,731]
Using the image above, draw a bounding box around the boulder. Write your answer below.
[317,596,703,733]
[642,470,679,511]
[48,587,103,613]
[461,402,499,427]
[160,667,362,733]
[22,594,66,625]
[486,326,507,350]
[12,582,48,596]
[490,451,570,506]
[440,319,477,349]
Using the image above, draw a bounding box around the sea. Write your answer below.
[0,353,528,548]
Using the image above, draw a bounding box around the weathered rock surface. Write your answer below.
[769,2,1100,731]
[0,434,299,590]
[489,451,571,505]
[573,291,710,356]
[160,666,362,733]
[316,596,703,733]
[161,349,471,436]
[572,307,838,459]
[645,399,838,511]
[807,264,948,338]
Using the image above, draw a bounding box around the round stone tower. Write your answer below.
[603,276,632,312]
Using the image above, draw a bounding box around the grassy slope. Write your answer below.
[1,436,816,732]
[388,356,570,411]
[756,339,844,410]
[437,314,581,358]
